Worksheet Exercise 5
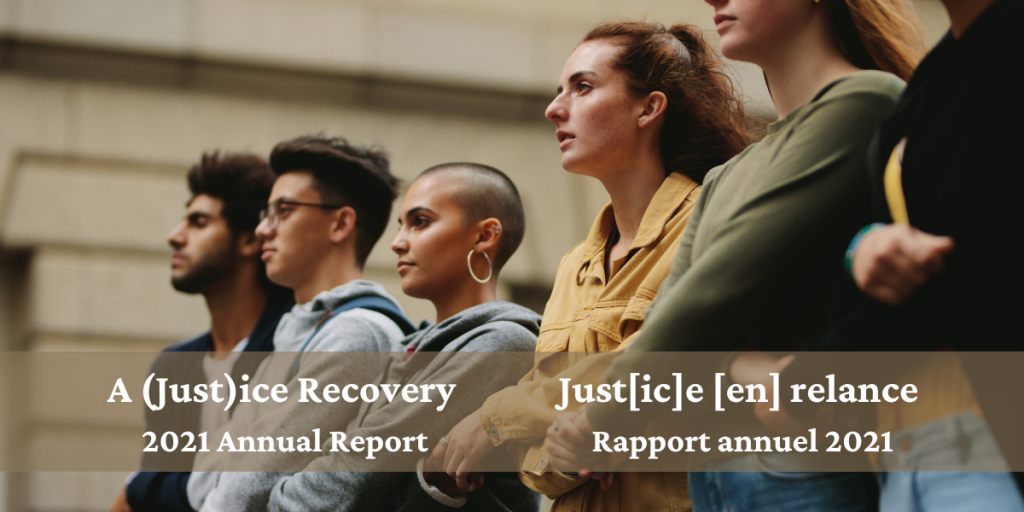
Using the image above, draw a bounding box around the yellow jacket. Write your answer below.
[479,172,700,512]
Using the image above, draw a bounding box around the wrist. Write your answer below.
[416,458,468,507]
[845,223,886,278]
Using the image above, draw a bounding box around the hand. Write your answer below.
[546,407,608,475]
[729,351,794,389]
[853,224,954,305]
[753,399,832,440]
[422,467,482,497]
[423,452,483,493]
[428,407,494,491]
[110,489,133,512]
[578,468,616,491]
[730,352,832,437]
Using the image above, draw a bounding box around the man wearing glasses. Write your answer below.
[186,135,415,511]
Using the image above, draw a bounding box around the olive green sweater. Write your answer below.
[590,70,905,468]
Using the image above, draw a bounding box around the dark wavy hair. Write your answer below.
[583,21,750,184]
[187,151,291,296]
[269,135,400,268]
[187,152,275,233]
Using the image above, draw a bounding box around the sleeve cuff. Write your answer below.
[415,458,468,508]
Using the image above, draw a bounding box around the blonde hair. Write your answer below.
[832,0,928,81]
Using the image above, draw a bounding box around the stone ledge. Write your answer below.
[0,36,555,123]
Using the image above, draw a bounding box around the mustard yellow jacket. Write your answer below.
[479,172,700,512]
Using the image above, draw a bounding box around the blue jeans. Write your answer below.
[689,454,877,512]
[878,412,1024,512]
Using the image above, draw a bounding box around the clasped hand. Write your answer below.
[853,223,954,306]
[546,406,618,490]
[425,407,491,493]
[730,352,832,436]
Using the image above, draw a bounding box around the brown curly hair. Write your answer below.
[583,21,750,184]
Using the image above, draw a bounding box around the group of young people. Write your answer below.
[111,0,1021,510]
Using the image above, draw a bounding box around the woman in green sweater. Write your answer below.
[547,0,928,510]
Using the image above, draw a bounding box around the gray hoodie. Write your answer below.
[271,280,408,353]
[188,280,408,510]
[204,301,542,512]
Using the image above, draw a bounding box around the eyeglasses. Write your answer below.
[258,199,346,229]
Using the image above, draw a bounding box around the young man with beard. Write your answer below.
[112,152,294,512]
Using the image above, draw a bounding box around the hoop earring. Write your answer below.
[467,250,492,284]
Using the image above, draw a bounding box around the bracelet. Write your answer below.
[845,223,886,278]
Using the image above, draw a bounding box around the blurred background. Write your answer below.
[0,0,948,510]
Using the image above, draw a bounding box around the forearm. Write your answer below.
[481,352,616,446]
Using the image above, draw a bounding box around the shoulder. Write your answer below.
[557,235,598,273]
[153,333,208,370]
[802,72,904,122]
[149,334,208,376]
[789,71,905,135]
[457,305,541,353]
[459,321,539,352]
[703,144,750,188]
[164,333,210,352]
[308,309,404,352]
[822,70,905,103]
[657,172,702,218]
[560,240,588,261]
[549,240,590,287]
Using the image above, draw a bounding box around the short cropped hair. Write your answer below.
[269,135,400,267]
[418,162,526,272]
[187,151,275,233]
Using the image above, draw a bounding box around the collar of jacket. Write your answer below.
[576,171,698,282]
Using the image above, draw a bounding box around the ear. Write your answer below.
[472,217,503,256]
[328,206,359,244]
[638,91,668,128]
[236,231,262,258]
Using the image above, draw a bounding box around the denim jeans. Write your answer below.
[689,454,878,512]
[877,412,1024,512]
